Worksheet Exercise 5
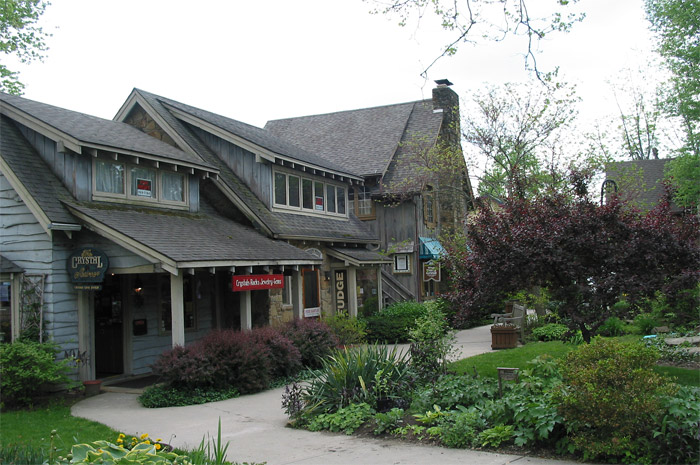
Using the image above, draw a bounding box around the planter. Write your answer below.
[491,325,518,350]
[83,380,102,397]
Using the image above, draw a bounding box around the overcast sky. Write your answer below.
[7,0,659,165]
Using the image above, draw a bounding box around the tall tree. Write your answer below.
[463,80,579,199]
[645,0,699,156]
[368,0,585,79]
[443,172,700,341]
[0,0,51,95]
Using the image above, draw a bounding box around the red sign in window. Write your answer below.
[232,274,284,292]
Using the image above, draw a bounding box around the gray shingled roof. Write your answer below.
[381,101,442,195]
[266,100,443,178]
[63,199,321,264]
[0,92,215,171]
[134,90,357,177]
[129,90,378,243]
[0,115,78,226]
[327,247,391,265]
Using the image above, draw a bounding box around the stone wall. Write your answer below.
[124,104,178,147]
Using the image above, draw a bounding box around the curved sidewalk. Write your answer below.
[71,325,577,465]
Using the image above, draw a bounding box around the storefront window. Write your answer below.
[95,160,125,194]
[159,274,196,333]
[356,268,379,316]
[0,280,12,343]
[302,268,320,313]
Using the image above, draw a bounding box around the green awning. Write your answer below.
[419,237,444,260]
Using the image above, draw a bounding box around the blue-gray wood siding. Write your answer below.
[189,125,272,207]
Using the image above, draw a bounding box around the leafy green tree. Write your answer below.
[665,152,700,210]
[646,0,699,156]
[0,0,51,95]
[368,0,585,79]
[463,80,579,199]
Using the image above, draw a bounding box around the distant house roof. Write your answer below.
[0,115,79,231]
[605,158,681,212]
[265,100,443,181]
[117,89,377,244]
[0,92,216,173]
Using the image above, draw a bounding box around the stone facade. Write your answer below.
[124,105,178,147]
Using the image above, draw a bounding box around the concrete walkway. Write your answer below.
[72,326,577,465]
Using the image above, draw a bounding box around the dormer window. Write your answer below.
[93,158,187,207]
[273,169,347,217]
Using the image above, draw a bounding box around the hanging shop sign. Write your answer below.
[67,248,109,290]
[232,274,284,292]
[422,260,441,282]
[334,270,347,313]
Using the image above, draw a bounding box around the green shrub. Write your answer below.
[438,407,486,448]
[139,384,239,408]
[412,374,498,412]
[531,323,569,342]
[373,408,405,435]
[323,310,367,346]
[633,312,660,335]
[282,319,338,369]
[363,300,426,342]
[477,424,515,448]
[307,402,374,435]
[554,338,676,462]
[409,302,454,381]
[359,296,379,317]
[597,316,626,337]
[303,344,413,414]
[648,386,700,464]
[0,341,72,408]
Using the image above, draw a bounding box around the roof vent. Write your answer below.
[435,79,453,87]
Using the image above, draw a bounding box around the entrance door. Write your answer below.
[94,275,124,377]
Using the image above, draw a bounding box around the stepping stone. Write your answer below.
[664,336,700,346]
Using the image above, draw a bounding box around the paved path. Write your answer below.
[72,326,577,465]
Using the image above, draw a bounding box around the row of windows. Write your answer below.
[273,171,347,216]
[94,159,187,205]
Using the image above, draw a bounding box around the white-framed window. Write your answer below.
[93,158,188,206]
[282,275,293,306]
[273,169,347,217]
[349,186,375,219]
[393,254,411,274]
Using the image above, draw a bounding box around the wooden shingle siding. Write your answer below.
[191,126,272,207]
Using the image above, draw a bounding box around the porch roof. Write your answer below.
[327,247,391,267]
[63,199,322,274]
[0,256,23,273]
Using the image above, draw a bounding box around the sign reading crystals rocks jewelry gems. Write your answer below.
[232,274,284,292]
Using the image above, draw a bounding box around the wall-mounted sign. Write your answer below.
[334,270,347,313]
[304,307,321,318]
[423,260,441,282]
[232,274,284,292]
[136,178,152,197]
[67,248,109,290]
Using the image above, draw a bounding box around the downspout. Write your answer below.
[414,195,421,303]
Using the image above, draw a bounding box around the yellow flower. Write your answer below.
[140,433,149,440]
[145,440,151,444]
[119,434,125,439]
[155,444,161,450]
[116,439,123,444]
[156,438,162,442]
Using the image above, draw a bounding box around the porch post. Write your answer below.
[77,290,94,380]
[376,267,383,311]
[291,269,303,320]
[240,290,252,330]
[170,272,185,347]
[347,267,358,318]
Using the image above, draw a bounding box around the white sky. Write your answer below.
[7,0,658,151]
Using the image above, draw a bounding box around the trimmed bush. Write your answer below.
[530,323,569,342]
[282,318,338,369]
[152,329,273,394]
[250,326,302,379]
[364,300,427,343]
[554,337,676,462]
[0,341,72,408]
[323,310,367,346]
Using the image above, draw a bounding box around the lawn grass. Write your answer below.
[449,340,574,378]
[0,398,126,458]
[450,339,700,387]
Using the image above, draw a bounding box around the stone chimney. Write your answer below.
[432,79,460,145]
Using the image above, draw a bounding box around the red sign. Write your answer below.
[232,274,284,292]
